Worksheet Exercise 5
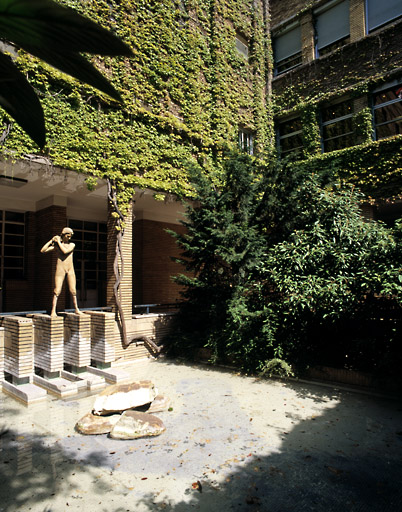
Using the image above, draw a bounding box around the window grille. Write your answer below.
[0,210,25,280]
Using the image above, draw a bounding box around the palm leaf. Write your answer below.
[0,50,45,147]
[0,0,133,56]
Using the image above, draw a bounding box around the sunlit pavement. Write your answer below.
[1,359,402,511]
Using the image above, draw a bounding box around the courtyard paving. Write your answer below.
[1,359,402,511]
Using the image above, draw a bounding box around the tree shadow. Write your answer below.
[135,377,402,511]
[0,404,113,512]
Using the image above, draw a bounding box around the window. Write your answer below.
[321,99,354,152]
[235,34,249,59]
[239,129,254,155]
[273,23,302,75]
[366,0,402,32]
[277,118,304,156]
[0,210,25,280]
[68,220,107,305]
[315,0,350,57]
[373,83,402,140]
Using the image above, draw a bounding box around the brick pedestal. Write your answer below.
[32,314,64,373]
[0,327,4,381]
[62,312,91,368]
[84,311,116,365]
[3,316,34,381]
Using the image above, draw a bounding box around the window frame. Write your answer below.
[277,116,304,157]
[372,81,402,141]
[273,22,302,76]
[0,210,26,281]
[238,129,254,155]
[314,0,350,58]
[365,0,402,33]
[320,98,355,152]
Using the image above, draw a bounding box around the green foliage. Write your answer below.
[0,0,271,212]
[259,359,294,379]
[167,153,402,374]
[0,0,132,146]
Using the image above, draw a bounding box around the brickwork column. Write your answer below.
[350,0,366,42]
[107,202,133,320]
[0,326,4,381]
[62,312,91,368]
[3,316,34,382]
[32,314,64,374]
[34,203,68,312]
[301,12,315,64]
[85,310,116,365]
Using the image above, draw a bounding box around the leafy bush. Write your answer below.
[167,153,402,375]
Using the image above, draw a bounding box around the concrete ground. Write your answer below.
[0,359,402,512]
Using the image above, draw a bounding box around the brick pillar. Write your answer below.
[350,0,366,42]
[85,310,116,365]
[301,12,315,64]
[3,316,34,381]
[0,326,4,381]
[35,204,68,312]
[107,202,133,320]
[62,312,91,368]
[33,314,64,373]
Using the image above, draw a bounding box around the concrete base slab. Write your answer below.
[2,380,47,405]
[88,366,130,384]
[61,370,105,391]
[33,375,78,398]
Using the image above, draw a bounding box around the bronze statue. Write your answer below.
[40,227,82,316]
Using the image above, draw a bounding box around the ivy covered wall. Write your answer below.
[0,0,273,211]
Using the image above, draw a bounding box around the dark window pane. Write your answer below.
[4,257,23,268]
[4,234,24,245]
[5,223,24,235]
[83,241,97,251]
[323,118,353,139]
[5,211,24,222]
[99,233,107,244]
[99,223,107,233]
[322,101,353,122]
[374,103,402,125]
[276,52,302,74]
[279,118,302,136]
[83,221,97,231]
[4,246,24,257]
[84,232,97,242]
[376,120,402,139]
[69,220,83,230]
[86,280,97,290]
[5,268,24,279]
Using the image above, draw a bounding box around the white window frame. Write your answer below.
[239,129,254,155]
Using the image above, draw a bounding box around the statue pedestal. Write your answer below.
[84,311,116,366]
[0,316,47,404]
[31,314,78,397]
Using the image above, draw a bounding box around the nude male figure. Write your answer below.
[40,227,82,317]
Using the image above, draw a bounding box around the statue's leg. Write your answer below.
[51,274,64,317]
[67,272,82,314]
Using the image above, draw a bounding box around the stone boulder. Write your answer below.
[147,394,171,413]
[93,380,158,416]
[75,412,120,435]
[109,410,166,439]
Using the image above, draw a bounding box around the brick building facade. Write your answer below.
[271,0,402,222]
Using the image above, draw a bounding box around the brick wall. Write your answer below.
[350,0,366,42]
[270,0,320,28]
[133,219,189,306]
[273,20,402,109]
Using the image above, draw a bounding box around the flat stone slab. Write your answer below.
[109,410,166,439]
[33,374,78,398]
[2,380,47,405]
[61,370,105,391]
[93,380,158,415]
[88,366,130,384]
[75,412,121,435]
[146,394,171,413]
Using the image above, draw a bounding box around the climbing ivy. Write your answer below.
[0,0,272,212]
